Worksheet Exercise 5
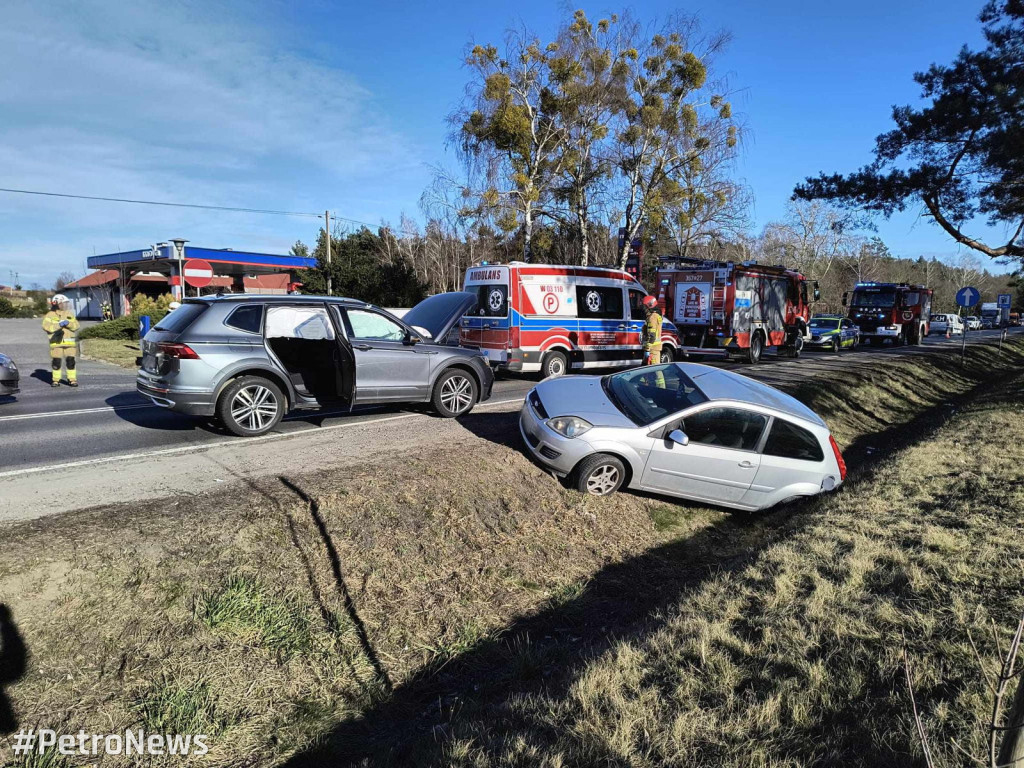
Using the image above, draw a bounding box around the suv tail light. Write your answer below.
[158,342,200,360]
[829,435,846,481]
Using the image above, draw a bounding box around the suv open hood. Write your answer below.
[403,292,478,342]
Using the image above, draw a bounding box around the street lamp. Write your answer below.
[170,238,188,299]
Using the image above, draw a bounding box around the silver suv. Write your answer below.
[136,293,493,436]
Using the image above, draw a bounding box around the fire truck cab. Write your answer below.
[655,257,819,364]
[459,262,681,378]
[842,282,932,346]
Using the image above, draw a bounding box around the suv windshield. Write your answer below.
[153,303,207,333]
[602,365,707,426]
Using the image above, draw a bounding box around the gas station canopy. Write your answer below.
[87,243,315,279]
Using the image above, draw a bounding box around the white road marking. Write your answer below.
[0,396,526,479]
[0,403,156,422]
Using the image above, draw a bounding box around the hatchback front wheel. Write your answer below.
[218,376,285,436]
[573,454,626,497]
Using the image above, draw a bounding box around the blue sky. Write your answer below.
[0,0,1008,288]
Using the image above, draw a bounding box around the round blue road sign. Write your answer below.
[956,286,979,307]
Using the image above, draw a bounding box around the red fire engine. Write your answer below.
[842,282,932,345]
[655,257,819,363]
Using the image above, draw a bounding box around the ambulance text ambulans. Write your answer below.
[459,263,681,378]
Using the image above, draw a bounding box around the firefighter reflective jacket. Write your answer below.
[643,311,663,351]
[42,310,80,347]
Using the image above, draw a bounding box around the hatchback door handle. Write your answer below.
[354,344,373,351]
[738,460,756,468]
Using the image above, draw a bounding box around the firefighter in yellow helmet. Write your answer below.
[641,295,663,365]
[42,294,80,387]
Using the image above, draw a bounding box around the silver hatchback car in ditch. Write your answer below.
[520,363,846,511]
[137,293,493,436]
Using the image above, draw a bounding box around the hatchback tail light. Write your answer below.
[829,435,846,481]
[158,342,200,360]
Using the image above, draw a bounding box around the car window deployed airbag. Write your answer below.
[266,307,335,340]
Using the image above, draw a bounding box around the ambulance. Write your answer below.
[459,262,681,378]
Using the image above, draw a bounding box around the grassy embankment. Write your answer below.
[1,338,1023,767]
[78,339,141,369]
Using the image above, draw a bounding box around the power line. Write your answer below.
[0,186,376,228]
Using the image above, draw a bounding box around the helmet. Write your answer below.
[51,293,69,305]
[642,295,658,309]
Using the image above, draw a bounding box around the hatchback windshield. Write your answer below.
[602,364,708,425]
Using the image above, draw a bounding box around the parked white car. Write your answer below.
[964,316,982,331]
[520,363,846,512]
[930,314,964,335]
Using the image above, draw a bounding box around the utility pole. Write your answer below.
[325,210,332,296]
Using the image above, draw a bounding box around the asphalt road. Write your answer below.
[0,317,1020,477]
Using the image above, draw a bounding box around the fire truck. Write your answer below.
[654,257,819,363]
[842,282,932,345]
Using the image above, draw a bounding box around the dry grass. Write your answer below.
[79,339,141,369]
[1,339,1023,767]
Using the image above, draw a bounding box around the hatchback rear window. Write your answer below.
[154,303,207,333]
[762,419,824,462]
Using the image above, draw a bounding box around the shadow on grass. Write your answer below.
[280,359,1017,766]
[0,604,27,736]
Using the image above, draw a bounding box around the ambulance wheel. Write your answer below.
[746,332,764,364]
[541,350,568,378]
[660,346,675,364]
[432,368,478,417]
[573,454,626,497]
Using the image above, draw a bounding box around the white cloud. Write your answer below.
[0,0,427,285]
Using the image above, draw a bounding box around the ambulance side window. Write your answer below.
[577,286,624,320]
[629,289,647,320]
[474,285,508,317]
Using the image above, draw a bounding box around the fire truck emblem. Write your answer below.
[902,310,913,321]
[488,289,504,312]
[585,290,601,313]
[683,286,705,320]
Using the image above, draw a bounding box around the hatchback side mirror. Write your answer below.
[667,429,689,446]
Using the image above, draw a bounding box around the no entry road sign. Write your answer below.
[183,259,214,288]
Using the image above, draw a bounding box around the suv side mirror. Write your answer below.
[841,292,849,307]
[667,429,689,446]
[405,332,421,346]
